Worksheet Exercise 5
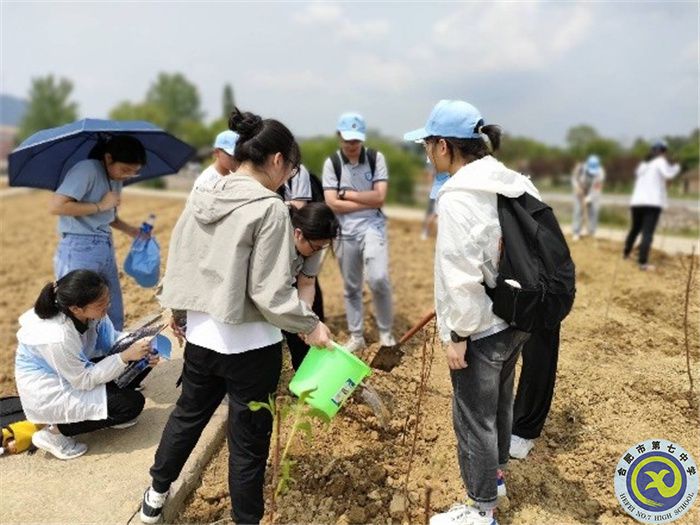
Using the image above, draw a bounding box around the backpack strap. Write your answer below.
[331,151,343,191]
[366,147,377,178]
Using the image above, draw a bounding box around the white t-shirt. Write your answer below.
[186,311,282,354]
[630,156,681,209]
[194,164,230,190]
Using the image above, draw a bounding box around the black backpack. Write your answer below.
[485,192,576,333]
[279,170,326,203]
[330,147,377,190]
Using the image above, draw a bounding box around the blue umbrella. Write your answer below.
[8,118,196,190]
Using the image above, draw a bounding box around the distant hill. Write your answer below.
[0,94,27,127]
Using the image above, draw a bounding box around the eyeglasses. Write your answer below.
[305,238,330,253]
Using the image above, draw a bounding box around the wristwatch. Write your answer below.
[450,330,468,343]
[338,189,347,200]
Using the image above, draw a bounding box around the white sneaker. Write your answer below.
[32,427,88,460]
[110,418,139,429]
[379,332,397,347]
[343,335,366,353]
[509,435,534,459]
[429,503,496,525]
[140,486,168,524]
[572,233,581,242]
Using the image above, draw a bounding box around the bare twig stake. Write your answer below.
[604,251,622,321]
[271,400,281,521]
[424,485,433,525]
[403,321,436,497]
[683,247,697,406]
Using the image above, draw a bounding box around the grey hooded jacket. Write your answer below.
[159,173,319,335]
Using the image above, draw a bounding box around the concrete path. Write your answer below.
[0,331,227,525]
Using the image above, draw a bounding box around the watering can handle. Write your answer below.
[398,310,436,345]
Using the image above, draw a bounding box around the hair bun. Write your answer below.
[229,108,264,141]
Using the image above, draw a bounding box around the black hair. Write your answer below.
[289,203,340,241]
[228,107,301,171]
[88,135,147,165]
[34,270,108,319]
[426,121,502,163]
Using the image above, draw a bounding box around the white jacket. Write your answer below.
[630,156,681,209]
[14,310,127,424]
[435,156,541,343]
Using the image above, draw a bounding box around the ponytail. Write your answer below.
[33,270,108,320]
[34,282,60,319]
[228,107,300,171]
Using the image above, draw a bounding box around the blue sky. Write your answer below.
[1,1,697,145]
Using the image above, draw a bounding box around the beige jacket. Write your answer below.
[159,173,318,334]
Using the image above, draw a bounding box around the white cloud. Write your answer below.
[338,19,390,41]
[249,69,324,91]
[293,3,343,24]
[431,2,593,73]
[294,2,389,42]
[346,54,414,93]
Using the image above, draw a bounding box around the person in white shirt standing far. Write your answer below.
[405,100,540,525]
[193,130,240,188]
[624,140,681,271]
[323,112,396,351]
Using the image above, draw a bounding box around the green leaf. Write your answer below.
[248,401,271,413]
[297,420,313,440]
[306,408,332,424]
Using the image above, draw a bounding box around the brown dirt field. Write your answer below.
[1,191,698,524]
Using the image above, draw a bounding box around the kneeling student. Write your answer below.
[15,270,157,460]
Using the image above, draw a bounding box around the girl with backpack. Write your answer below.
[50,135,148,330]
[15,270,154,460]
[404,100,541,525]
[140,108,333,525]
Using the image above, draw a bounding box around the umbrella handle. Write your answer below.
[398,310,436,345]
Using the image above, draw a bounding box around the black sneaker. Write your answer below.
[140,487,167,523]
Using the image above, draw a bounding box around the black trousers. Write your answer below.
[511,325,560,440]
[149,341,282,525]
[58,382,145,436]
[282,278,325,371]
[624,206,662,265]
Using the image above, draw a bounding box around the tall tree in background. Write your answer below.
[566,125,600,157]
[18,75,78,141]
[145,72,203,134]
[222,83,235,120]
[108,101,167,128]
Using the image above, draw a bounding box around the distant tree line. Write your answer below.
[15,73,699,200]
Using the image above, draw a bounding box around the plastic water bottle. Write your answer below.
[115,349,158,389]
[140,214,156,235]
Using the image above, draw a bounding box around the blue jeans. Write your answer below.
[450,327,530,510]
[54,233,124,330]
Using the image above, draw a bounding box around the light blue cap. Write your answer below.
[404,100,484,141]
[652,139,668,151]
[586,155,601,170]
[213,130,239,155]
[337,112,366,141]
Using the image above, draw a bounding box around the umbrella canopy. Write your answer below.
[8,119,196,190]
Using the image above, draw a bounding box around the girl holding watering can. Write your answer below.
[142,108,333,525]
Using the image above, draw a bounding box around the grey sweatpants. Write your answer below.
[450,327,530,510]
[335,226,394,336]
